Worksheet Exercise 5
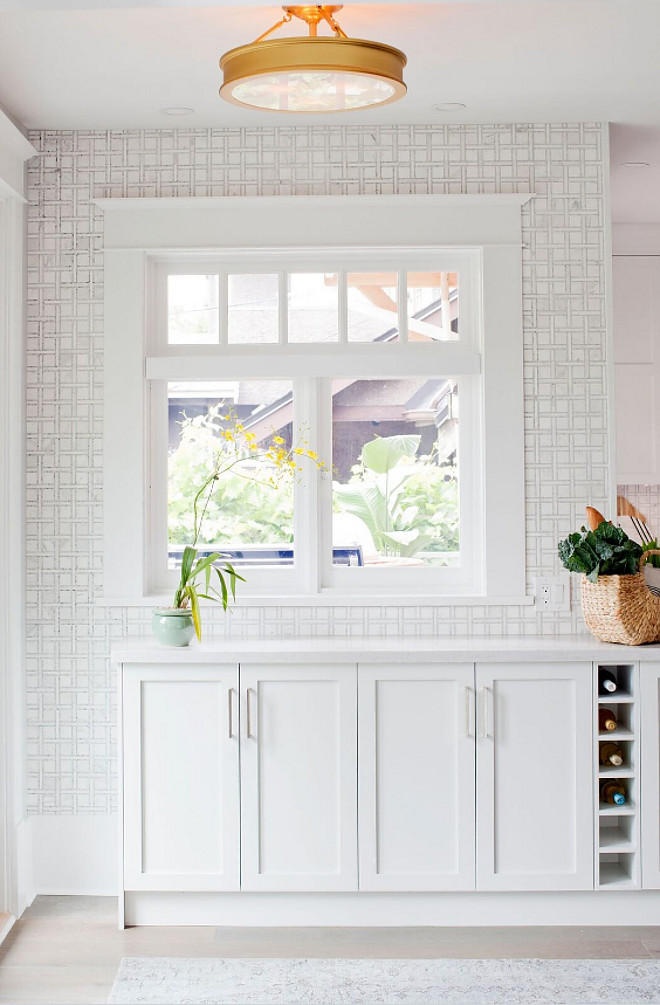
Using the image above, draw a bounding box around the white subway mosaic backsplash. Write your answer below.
[618,486,660,536]
[26,123,608,813]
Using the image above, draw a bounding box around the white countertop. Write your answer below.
[111,635,660,664]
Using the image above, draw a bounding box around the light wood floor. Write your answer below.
[2,898,660,1005]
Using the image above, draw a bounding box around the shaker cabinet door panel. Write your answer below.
[239,663,358,892]
[613,255,660,483]
[358,663,476,891]
[641,663,660,889]
[122,664,240,892]
[615,364,659,483]
[475,662,593,891]
[613,255,660,365]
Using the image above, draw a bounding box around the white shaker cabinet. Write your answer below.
[239,663,358,892]
[358,663,476,891]
[122,663,240,891]
[475,662,593,891]
[613,255,660,483]
[641,662,660,889]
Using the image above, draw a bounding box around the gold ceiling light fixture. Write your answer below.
[219,5,407,114]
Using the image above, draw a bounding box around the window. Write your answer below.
[101,195,527,602]
[330,377,459,569]
[147,251,479,595]
[166,380,295,567]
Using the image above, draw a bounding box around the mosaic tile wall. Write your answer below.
[26,123,608,813]
[619,485,660,534]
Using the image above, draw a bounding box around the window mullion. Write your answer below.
[279,272,288,344]
[317,376,333,591]
[397,270,408,343]
[218,273,228,347]
[338,269,347,344]
[293,377,318,595]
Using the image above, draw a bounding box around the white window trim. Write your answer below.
[98,194,532,606]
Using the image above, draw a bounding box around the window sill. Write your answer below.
[98,593,536,608]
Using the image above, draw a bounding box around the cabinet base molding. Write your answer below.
[124,892,660,928]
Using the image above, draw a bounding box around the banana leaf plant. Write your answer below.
[334,434,435,559]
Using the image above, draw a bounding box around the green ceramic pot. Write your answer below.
[152,607,195,647]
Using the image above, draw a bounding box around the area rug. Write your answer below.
[107,956,660,1003]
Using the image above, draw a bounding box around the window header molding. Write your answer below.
[94,193,535,252]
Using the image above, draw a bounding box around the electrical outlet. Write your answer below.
[535,576,570,612]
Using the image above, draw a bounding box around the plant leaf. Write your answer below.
[558,524,642,579]
[180,545,197,588]
[188,586,202,640]
[361,434,420,474]
[215,567,229,609]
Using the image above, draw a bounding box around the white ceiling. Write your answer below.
[1,1,660,130]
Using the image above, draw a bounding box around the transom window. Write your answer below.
[160,266,460,347]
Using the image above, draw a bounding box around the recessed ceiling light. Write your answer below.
[433,102,467,112]
[620,161,650,168]
[159,107,195,117]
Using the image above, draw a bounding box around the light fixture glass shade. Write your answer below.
[220,37,407,113]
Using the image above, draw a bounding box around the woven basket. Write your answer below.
[581,550,660,644]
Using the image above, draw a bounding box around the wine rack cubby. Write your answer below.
[594,663,639,889]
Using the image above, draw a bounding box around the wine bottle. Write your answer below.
[600,780,627,805]
[599,742,624,767]
[599,708,617,732]
[599,669,618,694]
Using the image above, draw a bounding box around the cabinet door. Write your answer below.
[613,256,660,365]
[615,364,660,483]
[641,663,660,888]
[122,664,240,891]
[475,662,593,891]
[613,255,660,483]
[358,663,475,891]
[240,663,357,892]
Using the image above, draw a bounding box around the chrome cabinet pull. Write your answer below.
[482,685,494,739]
[480,686,490,739]
[464,686,473,739]
[488,686,495,739]
[246,687,255,739]
[228,687,235,739]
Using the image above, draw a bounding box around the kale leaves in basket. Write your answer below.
[558,522,643,582]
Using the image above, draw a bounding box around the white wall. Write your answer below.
[0,111,36,914]
[24,123,610,888]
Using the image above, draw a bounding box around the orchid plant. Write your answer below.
[170,406,323,640]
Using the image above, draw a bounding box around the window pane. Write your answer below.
[347,272,398,342]
[332,377,459,567]
[288,273,339,343]
[167,380,295,569]
[167,275,219,345]
[407,272,459,342]
[228,274,279,344]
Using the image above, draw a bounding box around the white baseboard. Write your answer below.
[0,913,15,944]
[124,890,660,928]
[15,816,34,915]
[31,815,117,895]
